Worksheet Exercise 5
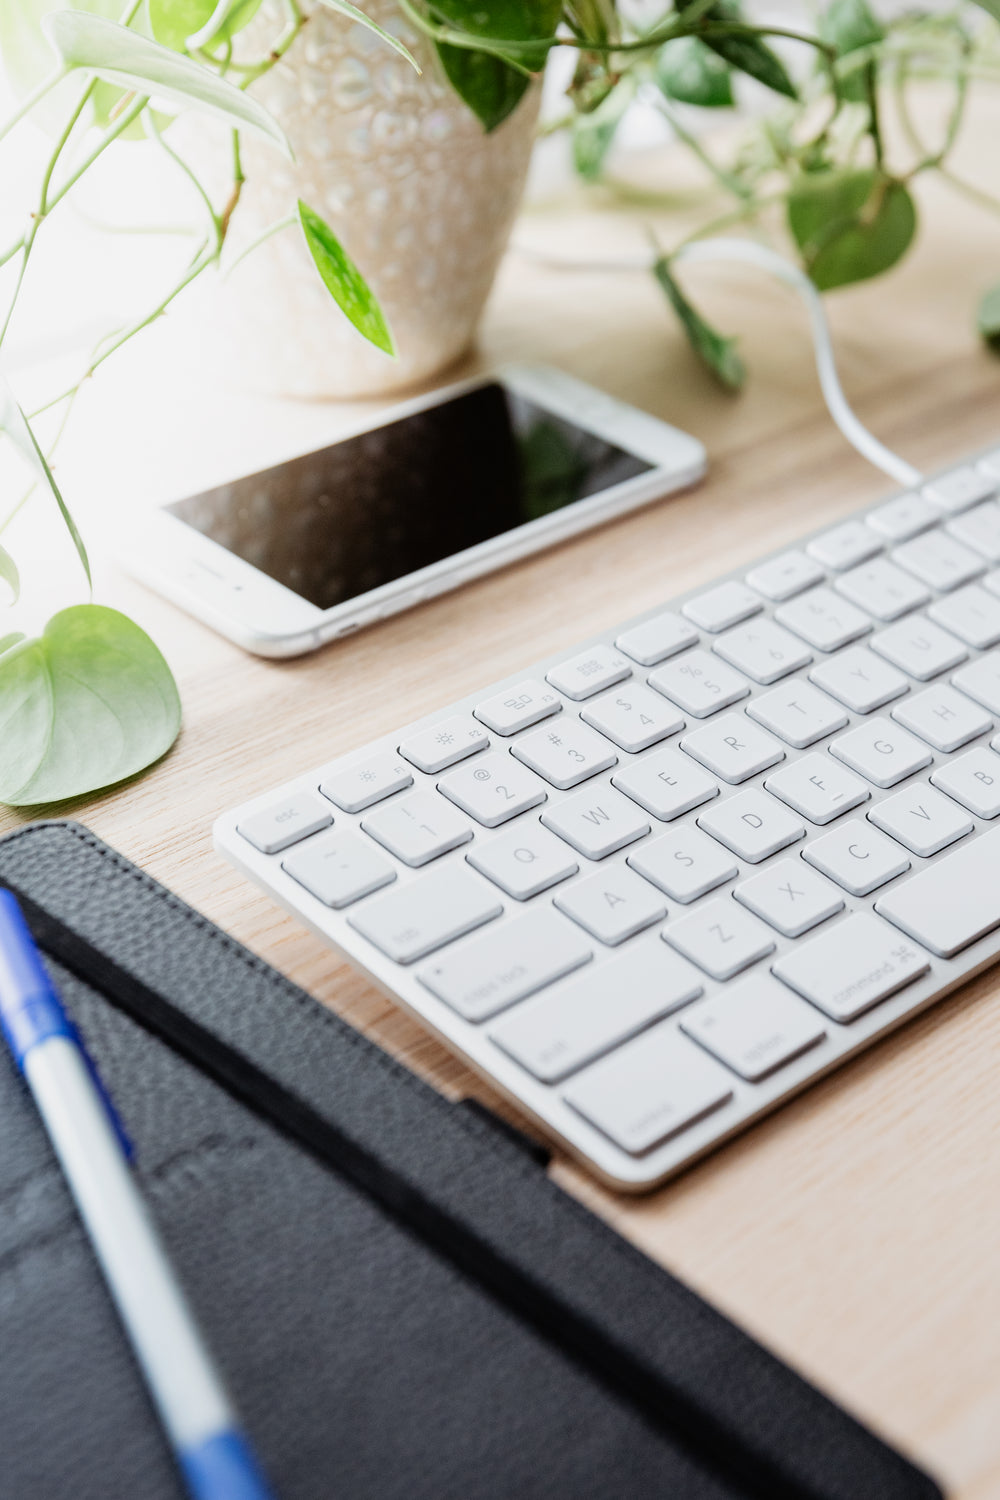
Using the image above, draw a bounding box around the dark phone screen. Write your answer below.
[167,382,652,610]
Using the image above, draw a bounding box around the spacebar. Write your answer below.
[875,826,1000,958]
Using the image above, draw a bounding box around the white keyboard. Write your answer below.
[216,448,1000,1190]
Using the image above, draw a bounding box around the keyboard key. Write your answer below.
[466,824,578,900]
[554,867,667,945]
[681,974,826,1081]
[866,493,938,542]
[953,650,1000,713]
[697,790,804,863]
[983,568,1000,599]
[871,617,967,680]
[746,681,847,748]
[438,753,546,827]
[931,749,1000,819]
[362,791,473,867]
[564,1024,732,1154]
[320,755,412,814]
[682,581,762,633]
[923,464,996,514]
[664,897,775,980]
[802,819,910,896]
[581,682,684,752]
[616,611,698,666]
[892,532,983,591]
[745,549,824,601]
[680,713,784,784]
[541,786,650,860]
[869,784,973,856]
[399,716,489,774]
[734,858,843,937]
[977,448,1000,482]
[238,792,332,855]
[775,587,871,652]
[773,912,929,1021]
[612,747,719,821]
[492,942,702,1083]
[282,830,395,908]
[348,864,502,964]
[807,520,881,571]
[546,645,631,701]
[834,558,929,621]
[829,718,932,788]
[712,619,811,684]
[764,753,869,824]
[648,650,750,718]
[947,501,1000,562]
[419,908,591,1022]
[928,585,1000,649]
[628,827,737,902]
[875,824,1000,955]
[511,720,617,790]
[475,679,561,735]
[809,646,908,714]
[891,685,991,752]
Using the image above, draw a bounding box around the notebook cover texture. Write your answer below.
[0,820,942,1500]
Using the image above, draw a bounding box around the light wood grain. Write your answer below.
[8,96,1000,1496]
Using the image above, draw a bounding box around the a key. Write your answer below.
[648,650,750,718]
[931,748,1000,819]
[870,617,967,681]
[682,581,762,633]
[616,611,698,666]
[681,974,826,1081]
[319,754,413,814]
[773,912,929,1021]
[868,784,973,857]
[475,680,561,735]
[511,720,617,790]
[746,681,848,748]
[238,792,333,855]
[712,619,811,684]
[611,747,719,821]
[733,857,843,937]
[806,520,881,571]
[829,718,932,788]
[892,532,983,591]
[399,716,489,774]
[419,908,591,1022]
[546,645,631,701]
[923,465,996,514]
[679,712,784,784]
[554,867,667,945]
[947,501,1000,562]
[348,864,503,964]
[664,896,775,981]
[952,650,1000,712]
[697,789,804,864]
[466,823,578,900]
[361,791,473,867]
[282,829,395,907]
[866,493,938,542]
[809,646,908,714]
[438,752,546,827]
[775,587,871,652]
[563,1023,732,1154]
[891,685,991,753]
[580,682,684,753]
[833,558,929,621]
[541,786,650,860]
[491,942,702,1083]
[745,549,825,601]
[928,585,1000,649]
[875,824,1000,956]
[627,827,737,903]
[802,819,910,896]
[764,753,869,824]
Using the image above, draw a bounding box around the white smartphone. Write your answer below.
[118,363,706,658]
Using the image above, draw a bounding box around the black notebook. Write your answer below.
[0,820,942,1500]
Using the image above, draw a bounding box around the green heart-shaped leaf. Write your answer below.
[0,605,181,806]
[656,36,734,108]
[298,200,395,355]
[0,633,24,656]
[788,168,917,290]
[148,0,265,53]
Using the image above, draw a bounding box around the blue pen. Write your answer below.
[0,890,276,1500]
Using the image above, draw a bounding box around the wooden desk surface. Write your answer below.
[6,101,1000,1497]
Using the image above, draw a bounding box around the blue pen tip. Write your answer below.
[180,1432,277,1500]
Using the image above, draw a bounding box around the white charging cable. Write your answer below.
[512,235,924,489]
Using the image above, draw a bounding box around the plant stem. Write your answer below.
[224,214,296,278]
[0,66,69,146]
[651,94,752,202]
